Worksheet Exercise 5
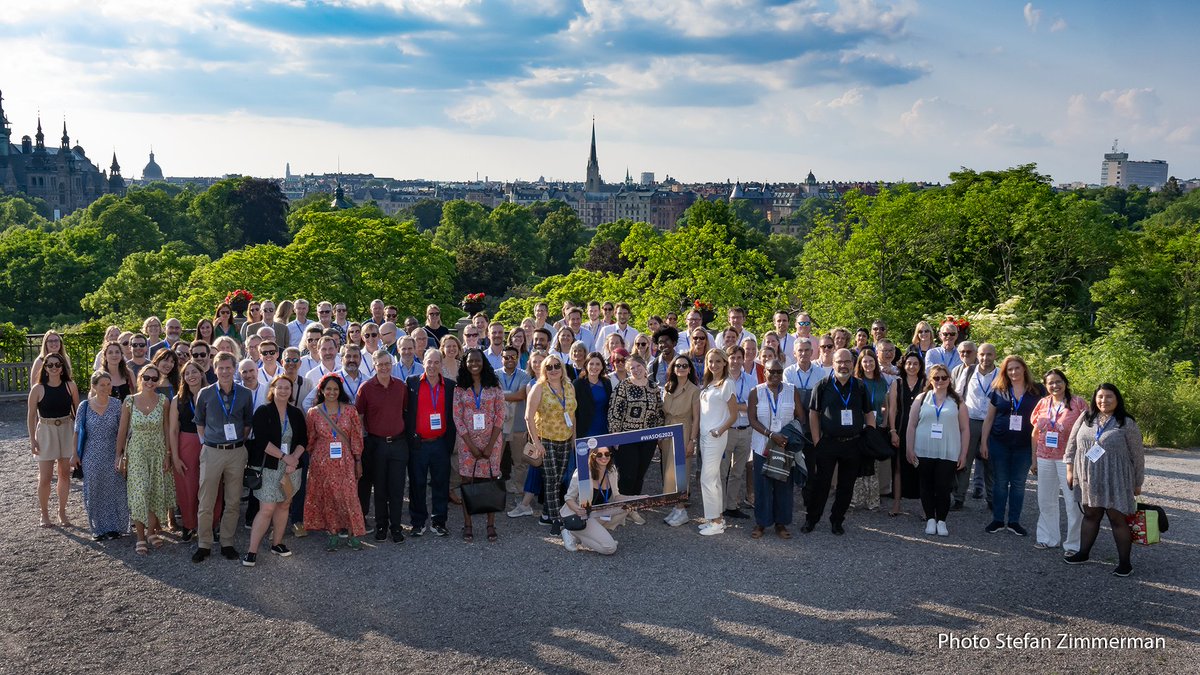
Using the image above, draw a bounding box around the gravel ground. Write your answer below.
[1,401,1197,674]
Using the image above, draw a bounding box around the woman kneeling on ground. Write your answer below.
[559,446,645,555]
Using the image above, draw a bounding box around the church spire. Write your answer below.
[35,115,45,149]
[61,119,70,149]
[585,117,602,192]
[110,152,121,174]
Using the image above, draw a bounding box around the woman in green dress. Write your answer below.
[115,365,176,555]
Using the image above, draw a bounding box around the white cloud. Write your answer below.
[984,123,1050,148]
[1050,17,1067,32]
[1023,3,1042,31]
[1098,88,1161,121]
[827,87,865,108]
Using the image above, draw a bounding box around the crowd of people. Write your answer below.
[26,298,1146,575]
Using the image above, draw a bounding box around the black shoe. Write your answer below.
[392,530,405,543]
[1064,552,1089,565]
[191,547,210,563]
[180,528,194,542]
[220,546,239,560]
[1112,563,1133,577]
[951,500,964,511]
[106,531,124,540]
[270,544,292,557]
[799,521,816,534]
[1006,522,1028,537]
[538,514,553,526]
[241,552,257,567]
[831,523,845,536]
[723,509,749,520]
[972,487,983,499]
[431,524,449,537]
[550,521,562,536]
[92,534,106,542]
[410,524,427,537]
[374,529,388,541]
[985,520,1006,534]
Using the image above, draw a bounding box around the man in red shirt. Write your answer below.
[404,349,457,537]
[355,348,408,543]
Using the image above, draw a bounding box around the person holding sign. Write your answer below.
[980,356,1043,536]
[903,364,970,537]
[803,348,876,536]
[452,349,506,542]
[525,353,577,536]
[192,352,255,563]
[304,374,367,551]
[1064,384,1145,577]
[560,446,632,555]
[1030,369,1086,555]
[243,376,308,566]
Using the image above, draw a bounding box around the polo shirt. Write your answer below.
[414,376,447,440]
[194,382,255,446]
[810,375,874,439]
[355,376,407,438]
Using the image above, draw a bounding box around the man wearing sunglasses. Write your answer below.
[127,334,151,379]
[190,343,217,385]
[242,299,289,349]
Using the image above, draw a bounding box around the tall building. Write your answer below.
[0,89,121,217]
[1100,141,1168,188]
[585,119,603,192]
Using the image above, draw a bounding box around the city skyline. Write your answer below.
[1,0,1195,184]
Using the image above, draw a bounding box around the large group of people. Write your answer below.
[27,299,1146,575]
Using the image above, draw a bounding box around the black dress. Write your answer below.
[894,375,924,499]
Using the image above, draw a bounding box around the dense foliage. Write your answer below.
[1,165,1198,444]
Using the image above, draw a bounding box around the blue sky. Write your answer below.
[1,0,1195,184]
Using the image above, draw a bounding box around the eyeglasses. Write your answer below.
[673,363,690,370]
[612,358,626,364]
[941,333,956,338]
[218,311,231,316]
[796,321,811,327]
[428,312,441,317]
[191,352,208,358]
[919,329,932,334]
[594,451,611,459]
[285,358,301,364]
[932,375,950,382]
[45,362,62,369]
[464,333,479,338]
[318,310,331,315]
[261,349,277,356]
[545,364,562,371]
[120,341,130,346]
[335,308,347,313]
[364,332,378,338]
[141,375,160,382]
[820,345,833,350]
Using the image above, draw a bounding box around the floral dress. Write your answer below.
[452,385,506,479]
[125,394,175,525]
[78,397,129,536]
[303,405,366,536]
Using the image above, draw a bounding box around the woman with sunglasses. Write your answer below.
[907,321,936,363]
[747,359,804,538]
[76,370,128,540]
[560,446,637,554]
[607,347,630,387]
[27,353,80,527]
[630,335,652,363]
[661,354,701,527]
[115,365,175,555]
[99,340,132,401]
[525,353,578,535]
[904,364,970,536]
[213,302,243,344]
[31,330,72,384]
[170,361,211,542]
[280,346,310,536]
[687,330,710,381]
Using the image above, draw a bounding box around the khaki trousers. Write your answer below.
[197,445,248,549]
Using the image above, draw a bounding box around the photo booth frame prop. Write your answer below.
[573,424,687,512]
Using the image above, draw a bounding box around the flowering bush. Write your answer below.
[224,289,254,305]
[692,300,713,311]
[462,293,486,304]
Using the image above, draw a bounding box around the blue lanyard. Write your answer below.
[1049,402,1064,430]
[867,380,878,410]
[796,366,813,390]
[472,385,483,409]
[1097,416,1115,437]
[398,362,411,380]
[343,374,361,400]
[933,393,947,421]
[832,376,854,408]
[767,386,780,418]
[735,373,748,404]
[281,409,289,437]
[218,386,237,421]
[426,379,442,412]
[940,349,953,366]
[1009,388,1024,414]
[322,402,339,438]
[976,370,996,397]
[502,369,517,391]
[548,384,566,410]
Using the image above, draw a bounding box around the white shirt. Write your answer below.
[596,323,640,357]
[303,368,368,409]
[287,319,315,348]
[783,362,828,394]
[960,365,998,420]
[676,330,716,355]
[730,370,758,427]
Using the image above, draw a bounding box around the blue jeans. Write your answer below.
[988,437,1032,524]
[753,454,794,528]
[408,437,451,529]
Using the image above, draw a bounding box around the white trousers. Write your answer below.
[1036,458,1081,552]
[699,431,730,520]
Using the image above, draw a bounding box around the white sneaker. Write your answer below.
[699,521,726,536]
[936,521,949,537]
[629,511,646,525]
[664,507,688,527]
[507,504,534,518]
[561,529,578,552]
[925,518,937,535]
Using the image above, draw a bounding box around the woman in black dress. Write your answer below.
[887,352,925,515]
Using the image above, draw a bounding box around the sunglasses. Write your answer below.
[285,358,301,364]
[261,349,277,356]
[635,342,648,347]
[932,375,950,382]
[545,364,563,371]
[141,375,160,382]
[768,369,784,374]
[132,343,146,348]
[335,308,347,312]
[820,345,834,350]
[465,333,479,338]
[318,310,331,315]
[797,321,811,327]
[673,363,690,369]
[364,333,379,338]
[45,362,63,369]
[594,451,611,459]
[613,358,626,364]
[120,341,130,346]
[191,352,208,358]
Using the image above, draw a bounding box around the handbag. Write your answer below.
[459,460,506,514]
[762,446,793,482]
[561,514,589,531]
[523,441,544,467]
[243,463,264,491]
[1127,503,1168,545]
[860,425,891,461]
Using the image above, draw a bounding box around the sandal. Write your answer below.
[148,534,165,549]
[326,534,340,552]
[135,540,149,555]
[462,526,474,543]
[486,526,498,542]
[347,536,362,550]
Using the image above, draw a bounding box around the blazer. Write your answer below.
[249,403,309,470]
[403,374,458,450]
[572,376,613,437]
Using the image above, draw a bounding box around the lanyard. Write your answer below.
[832,376,854,408]
[1097,416,1115,438]
[976,369,997,397]
[867,380,878,410]
[398,362,412,381]
[343,373,361,400]
[796,366,813,390]
[472,385,483,410]
[322,402,339,438]
[940,349,953,366]
[735,373,748,404]
[548,384,567,410]
[218,386,237,421]
[426,379,442,413]
[1009,387,1024,415]
[1049,402,1064,430]
[767,386,780,418]
[281,408,289,437]
[933,393,947,421]
[502,369,517,391]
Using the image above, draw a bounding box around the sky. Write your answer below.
[1,0,1196,184]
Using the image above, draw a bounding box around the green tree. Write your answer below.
[188,176,290,255]
[401,198,444,232]
[82,243,209,324]
[454,241,523,299]
[0,194,51,229]
[433,200,488,251]
[485,202,542,277]
[537,207,587,277]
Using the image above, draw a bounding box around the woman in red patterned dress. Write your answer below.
[452,349,506,542]
[304,374,366,551]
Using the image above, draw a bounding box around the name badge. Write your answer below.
[280,443,289,456]
[1085,444,1105,463]
[1008,416,1023,432]
[769,417,784,433]
[473,413,486,431]
[1045,431,1059,449]
[564,412,573,429]
[330,441,343,459]
[430,413,442,431]
[223,423,237,441]
[930,423,944,440]
[840,409,853,426]
[600,515,612,522]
